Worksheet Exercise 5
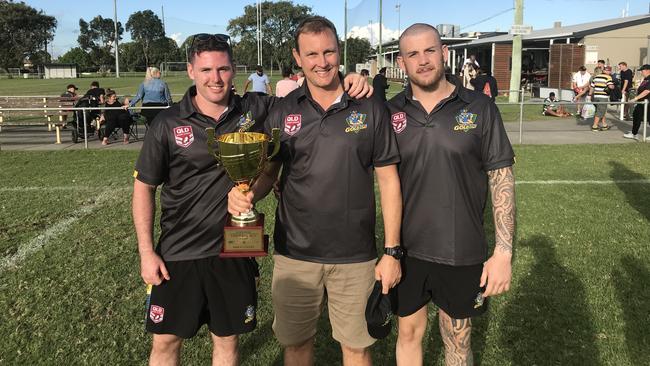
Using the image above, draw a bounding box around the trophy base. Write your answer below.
[221,213,269,257]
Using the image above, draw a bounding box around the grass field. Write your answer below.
[1,144,649,365]
[0,76,571,123]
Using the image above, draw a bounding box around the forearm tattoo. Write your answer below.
[439,311,473,366]
[487,166,515,255]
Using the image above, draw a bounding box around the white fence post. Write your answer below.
[518,88,524,144]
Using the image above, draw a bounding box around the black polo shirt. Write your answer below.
[265,85,400,264]
[134,86,277,261]
[387,76,514,266]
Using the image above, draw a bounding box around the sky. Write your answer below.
[24,0,650,58]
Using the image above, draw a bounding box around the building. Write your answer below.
[448,14,650,97]
[40,64,78,79]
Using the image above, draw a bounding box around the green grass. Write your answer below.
[1,144,649,365]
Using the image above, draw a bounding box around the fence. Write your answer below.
[0,98,648,149]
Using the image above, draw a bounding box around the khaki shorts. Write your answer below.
[271,255,376,349]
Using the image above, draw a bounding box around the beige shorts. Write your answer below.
[271,255,376,349]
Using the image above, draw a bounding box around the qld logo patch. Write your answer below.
[173,125,194,147]
[284,114,302,136]
[454,109,478,132]
[238,111,255,132]
[244,305,256,324]
[345,111,368,133]
[149,305,165,323]
[391,112,407,134]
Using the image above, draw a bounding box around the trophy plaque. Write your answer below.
[206,128,280,257]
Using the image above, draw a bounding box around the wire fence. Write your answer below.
[0,97,648,149]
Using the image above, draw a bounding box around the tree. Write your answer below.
[228,1,312,70]
[343,37,373,72]
[125,10,165,67]
[119,42,144,71]
[77,15,123,71]
[0,0,57,71]
[57,47,92,71]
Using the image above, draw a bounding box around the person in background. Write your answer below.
[470,68,498,101]
[572,66,591,115]
[129,67,172,126]
[373,66,389,102]
[275,67,299,97]
[590,66,615,131]
[360,69,370,78]
[244,65,272,95]
[618,62,634,119]
[623,64,650,140]
[295,70,305,86]
[542,92,571,117]
[100,89,131,145]
[61,84,78,98]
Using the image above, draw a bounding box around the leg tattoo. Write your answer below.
[439,311,473,366]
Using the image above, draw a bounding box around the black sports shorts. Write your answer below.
[397,256,488,319]
[145,256,258,338]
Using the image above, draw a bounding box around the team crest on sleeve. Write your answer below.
[173,125,194,147]
[391,112,407,134]
[454,109,478,132]
[345,111,368,133]
[149,305,165,323]
[284,114,302,136]
[238,111,255,132]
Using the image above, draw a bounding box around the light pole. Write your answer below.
[396,2,401,37]
[344,0,348,72]
[113,0,120,78]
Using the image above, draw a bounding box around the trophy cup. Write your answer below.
[206,128,281,257]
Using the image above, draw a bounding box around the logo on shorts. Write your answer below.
[150,305,165,323]
[473,292,484,309]
[284,114,302,136]
[244,305,256,324]
[454,109,478,132]
[173,125,194,147]
[383,311,393,326]
[345,111,368,134]
[238,111,255,132]
[391,112,407,134]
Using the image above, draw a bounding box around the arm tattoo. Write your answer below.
[439,311,473,366]
[487,166,515,255]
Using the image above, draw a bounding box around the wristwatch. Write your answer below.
[384,245,405,260]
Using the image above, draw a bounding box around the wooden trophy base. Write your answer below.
[221,213,269,257]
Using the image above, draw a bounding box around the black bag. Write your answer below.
[608,78,622,102]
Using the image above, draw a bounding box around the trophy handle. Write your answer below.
[267,128,281,160]
[206,127,221,165]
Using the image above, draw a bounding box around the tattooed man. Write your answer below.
[386,23,516,366]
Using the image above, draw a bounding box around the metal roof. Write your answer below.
[449,14,650,48]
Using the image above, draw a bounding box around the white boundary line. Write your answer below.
[0,191,116,274]
[516,180,650,184]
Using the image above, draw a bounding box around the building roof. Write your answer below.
[449,14,650,48]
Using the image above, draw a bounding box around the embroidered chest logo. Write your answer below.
[173,125,194,147]
[453,109,478,132]
[284,114,302,136]
[345,111,368,134]
[391,112,407,134]
[237,111,255,132]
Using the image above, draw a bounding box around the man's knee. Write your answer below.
[285,337,314,352]
[211,334,238,353]
[151,334,183,354]
[398,319,426,344]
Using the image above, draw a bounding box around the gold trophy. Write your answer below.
[206,128,280,257]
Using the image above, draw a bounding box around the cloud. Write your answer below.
[346,23,399,46]
[170,33,183,45]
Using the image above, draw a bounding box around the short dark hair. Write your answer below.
[105,89,116,98]
[378,67,387,74]
[90,81,99,88]
[282,67,292,78]
[294,16,339,53]
[578,66,586,71]
[256,65,263,73]
[549,92,555,97]
[618,61,627,67]
[188,34,233,64]
[597,59,605,64]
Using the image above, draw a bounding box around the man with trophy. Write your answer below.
[132,33,373,365]
[228,16,403,366]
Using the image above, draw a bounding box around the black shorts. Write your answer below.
[397,256,488,319]
[145,256,258,338]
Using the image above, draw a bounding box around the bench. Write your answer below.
[0,96,79,144]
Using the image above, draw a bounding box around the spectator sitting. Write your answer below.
[470,68,498,101]
[83,81,105,121]
[61,84,78,98]
[244,65,272,95]
[100,89,132,145]
[542,92,571,117]
[129,66,172,126]
[275,67,299,97]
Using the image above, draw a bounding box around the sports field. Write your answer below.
[1,144,649,365]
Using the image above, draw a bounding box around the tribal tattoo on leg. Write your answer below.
[487,166,515,255]
[438,310,473,366]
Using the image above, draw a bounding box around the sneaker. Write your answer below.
[600,125,611,131]
[623,132,638,140]
[591,126,600,131]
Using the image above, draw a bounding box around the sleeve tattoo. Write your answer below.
[487,166,515,254]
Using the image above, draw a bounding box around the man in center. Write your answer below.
[228,16,403,366]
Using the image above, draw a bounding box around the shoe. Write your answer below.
[600,125,611,131]
[101,138,109,145]
[623,132,638,140]
[591,126,600,131]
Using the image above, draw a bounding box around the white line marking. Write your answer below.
[0,186,132,192]
[517,180,650,184]
[0,192,113,274]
